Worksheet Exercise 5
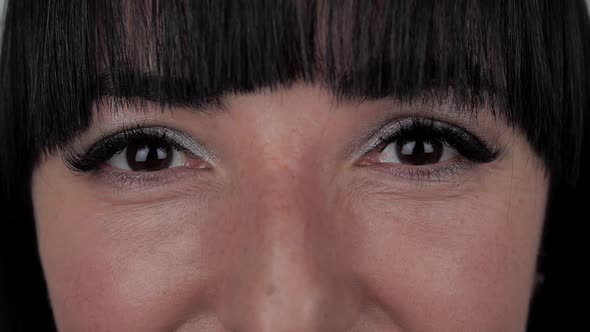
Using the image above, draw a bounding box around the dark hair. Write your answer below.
[1,0,588,330]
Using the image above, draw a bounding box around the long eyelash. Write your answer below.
[65,126,185,173]
[377,117,500,163]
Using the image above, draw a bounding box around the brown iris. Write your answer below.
[395,139,443,165]
[125,139,174,171]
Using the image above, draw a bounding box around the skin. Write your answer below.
[32,85,549,332]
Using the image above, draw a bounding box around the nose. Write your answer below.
[216,163,363,332]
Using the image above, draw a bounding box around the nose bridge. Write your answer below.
[217,158,360,331]
[244,142,324,243]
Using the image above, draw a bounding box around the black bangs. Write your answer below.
[1,0,589,184]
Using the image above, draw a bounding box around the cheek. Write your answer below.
[32,152,549,331]
[33,182,227,331]
[346,175,548,331]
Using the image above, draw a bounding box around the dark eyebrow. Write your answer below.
[97,68,227,112]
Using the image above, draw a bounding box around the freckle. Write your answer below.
[242,246,249,254]
[265,283,275,296]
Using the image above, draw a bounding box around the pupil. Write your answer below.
[396,138,443,165]
[126,139,173,171]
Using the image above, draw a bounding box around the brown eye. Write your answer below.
[107,138,187,171]
[125,139,174,171]
[379,138,456,165]
[355,119,500,179]
[394,139,444,165]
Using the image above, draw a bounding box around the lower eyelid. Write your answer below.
[362,159,477,183]
[87,164,213,192]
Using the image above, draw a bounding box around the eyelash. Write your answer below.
[64,118,500,185]
[359,117,500,181]
[65,126,198,173]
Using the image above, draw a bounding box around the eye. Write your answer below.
[106,137,187,172]
[378,137,458,165]
[66,127,213,174]
[357,118,499,180]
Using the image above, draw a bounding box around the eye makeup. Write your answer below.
[356,117,502,182]
[63,114,503,188]
[64,126,214,173]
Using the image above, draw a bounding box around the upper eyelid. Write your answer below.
[74,119,494,165]
[352,117,498,159]
[379,121,477,147]
[83,126,216,163]
[353,118,442,157]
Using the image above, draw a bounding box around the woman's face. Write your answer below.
[32,85,548,331]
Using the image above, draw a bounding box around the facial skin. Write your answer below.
[32,85,548,332]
